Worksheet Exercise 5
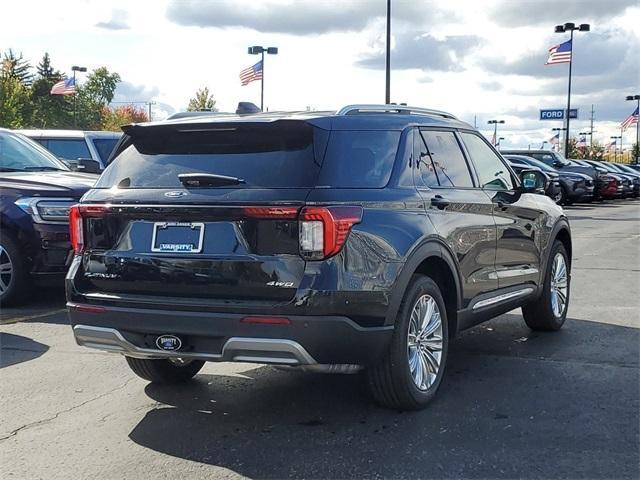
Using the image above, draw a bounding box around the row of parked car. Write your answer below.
[502,149,640,204]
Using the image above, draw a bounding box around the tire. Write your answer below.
[522,241,570,331]
[125,357,205,383]
[366,275,449,410]
[558,186,567,205]
[0,232,30,307]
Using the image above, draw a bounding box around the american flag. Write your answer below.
[577,135,587,148]
[549,133,560,145]
[545,39,572,65]
[50,78,76,95]
[239,60,263,86]
[605,140,616,151]
[621,106,639,131]
[490,132,496,146]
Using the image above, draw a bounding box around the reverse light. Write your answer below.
[299,206,363,260]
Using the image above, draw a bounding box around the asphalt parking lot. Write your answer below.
[1,200,638,480]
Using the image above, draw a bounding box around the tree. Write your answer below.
[101,104,149,131]
[81,67,121,104]
[36,53,61,80]
[28,53,70,128]
[0,75,29,128]
[187,87,217,111]
[632,143,639,164]
[75,67,121,130]
[1,49,33,86]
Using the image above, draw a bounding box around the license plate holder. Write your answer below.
[151,222,205,253]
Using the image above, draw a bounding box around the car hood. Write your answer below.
[0,171,97,197]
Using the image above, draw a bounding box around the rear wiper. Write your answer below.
[178,173,245,187]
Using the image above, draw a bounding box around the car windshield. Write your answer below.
[0,131,69,172]
[516,156,556,172]
[615,164,638,174]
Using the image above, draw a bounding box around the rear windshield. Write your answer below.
[96,123,401,189]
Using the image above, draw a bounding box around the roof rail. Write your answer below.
[336,104,458,120]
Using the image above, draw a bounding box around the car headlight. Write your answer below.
[14,197,75,224]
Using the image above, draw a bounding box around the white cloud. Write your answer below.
[1,0,638,146]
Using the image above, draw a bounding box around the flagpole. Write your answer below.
[260,50,264,112]
[564,29,574,159]
[73,69,77,128]
[385,0,391,104]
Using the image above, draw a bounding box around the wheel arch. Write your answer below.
[385,240,462,337]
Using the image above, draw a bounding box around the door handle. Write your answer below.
[430,195,451,210]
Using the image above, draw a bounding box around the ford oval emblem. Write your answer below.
[165,191,187,198]
[156,335,182,351]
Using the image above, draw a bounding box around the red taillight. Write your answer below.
[240,316,291,325]
[69,204,110,254]
[69,205,84,254]
[299,206,363,260]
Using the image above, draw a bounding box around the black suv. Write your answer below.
[0,129,96,305]
[67,105,572,410]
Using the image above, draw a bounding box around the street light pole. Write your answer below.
[554,22,590,158]
[385,0,391,104]
[248,46,278,111]
[71,65,87,128]
[626,94,640,164]
[610,136,621,162]
[487,119,504,146]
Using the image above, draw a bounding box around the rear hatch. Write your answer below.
[75,120,327,304]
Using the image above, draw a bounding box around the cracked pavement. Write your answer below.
[1,200,638,479]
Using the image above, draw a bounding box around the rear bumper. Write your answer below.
[68,303,393,367]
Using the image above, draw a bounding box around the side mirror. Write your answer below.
[76,158,102,174]
[520,169,547,193]
[553,160,564,168]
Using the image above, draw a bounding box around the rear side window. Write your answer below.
[413,129,439,187]
[317,130,400,188]
[96,123,324,189]
[92,138,120,163]
[420,130,473,187]
[45,139,92,161]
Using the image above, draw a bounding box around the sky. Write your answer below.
[2,0,639,149]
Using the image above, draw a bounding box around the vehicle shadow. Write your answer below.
[0,332,49,368]
[128,314,639,479]
[0,285,69,326]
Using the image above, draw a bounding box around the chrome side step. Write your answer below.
[471,287,535,310]
[72,325,318,366]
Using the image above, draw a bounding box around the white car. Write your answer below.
[19,130,122,170]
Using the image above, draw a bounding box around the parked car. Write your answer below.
[506,154,593,204]
[504,155,561,203]
[0,129,97,305]
[572,160,624,199]
[625,164,640,173]
[19,129,122,171]
[609,163,640,197]
[67,104,572,410]
[582,160,635,198]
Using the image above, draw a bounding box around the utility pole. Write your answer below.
[589,104,595,148]
[385,0,391,104]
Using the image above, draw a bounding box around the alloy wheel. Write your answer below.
[407,294,443,391]
[0,245,13,295]
[550,253,568,317]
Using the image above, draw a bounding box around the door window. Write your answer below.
[420,130,474,188]
[460,133,514,191]
[413,130,439,187]
[45,139,92,161]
